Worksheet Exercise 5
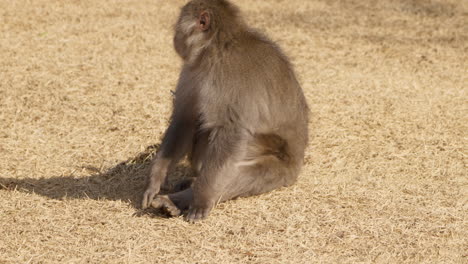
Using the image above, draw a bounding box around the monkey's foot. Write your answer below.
[185,206,211,223]
[151,195,181,217]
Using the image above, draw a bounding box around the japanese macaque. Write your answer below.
[142,0,309,222]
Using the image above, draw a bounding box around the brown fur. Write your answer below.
[142,0,309,222]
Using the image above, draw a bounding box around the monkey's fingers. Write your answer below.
[142,186,159,209]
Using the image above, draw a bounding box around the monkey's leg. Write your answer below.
[183,161,297,222]
[236,162,299,198]
[231,133,301,197]
[185,158,245,222]
[189,130,210,174]
[185,127,241,222]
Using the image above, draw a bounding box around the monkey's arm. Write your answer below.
[142,111,197,209]
[142,70,198,209]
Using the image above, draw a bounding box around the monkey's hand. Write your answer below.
[142,183,160,209]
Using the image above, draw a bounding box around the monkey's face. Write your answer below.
[173,25,190,60]
[173,2,212,61]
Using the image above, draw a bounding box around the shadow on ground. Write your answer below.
[0,144,193,210]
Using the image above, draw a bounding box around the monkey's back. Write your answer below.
[198,30,309,159]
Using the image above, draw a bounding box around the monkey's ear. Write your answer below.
[198,11,210,31]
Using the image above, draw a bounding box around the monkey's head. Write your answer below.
[173,0,241,62]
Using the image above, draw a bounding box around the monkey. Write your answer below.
[141,0,309,222]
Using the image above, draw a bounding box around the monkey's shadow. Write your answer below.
[0,145,192,215]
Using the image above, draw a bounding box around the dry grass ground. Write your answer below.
[0,0,466,263]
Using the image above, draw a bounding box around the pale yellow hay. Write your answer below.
[0,0,466,263]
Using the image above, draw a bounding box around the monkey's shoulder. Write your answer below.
[246,30,288,56]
